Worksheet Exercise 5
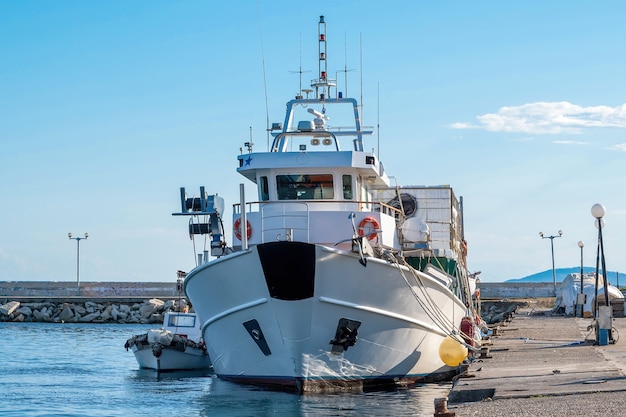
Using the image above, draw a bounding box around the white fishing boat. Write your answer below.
[125,310,211,372]
[124,272,211,372]
[173,16,479,392]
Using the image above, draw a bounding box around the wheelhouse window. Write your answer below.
[276,174,335,200]
[260,176,269,201]
[342,174,353,199]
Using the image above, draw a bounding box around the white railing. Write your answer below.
[233,200,403,245]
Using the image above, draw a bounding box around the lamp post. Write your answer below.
[577,241,584,317]
[539,230,563,295]
[591,203,611,344]
[591,204,609,315]
[68,232,88,295]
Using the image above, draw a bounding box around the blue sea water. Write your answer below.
[0,323,453,416]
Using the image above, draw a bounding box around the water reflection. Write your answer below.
[195,379,452,417]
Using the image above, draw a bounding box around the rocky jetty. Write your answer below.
[480,300,527,325]
[0,298,190,324]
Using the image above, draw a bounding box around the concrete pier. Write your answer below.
[449,306,626,415]
[0,281,179,302]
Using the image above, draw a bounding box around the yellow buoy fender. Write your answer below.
[438,335,468,367]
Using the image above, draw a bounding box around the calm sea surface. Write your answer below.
[0,322,453,416]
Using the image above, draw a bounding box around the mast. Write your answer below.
[312,15,336,100]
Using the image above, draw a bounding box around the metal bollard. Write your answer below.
[433,397,456,417]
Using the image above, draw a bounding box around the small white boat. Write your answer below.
[124,311,211,372]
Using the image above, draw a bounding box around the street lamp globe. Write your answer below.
[595,218,606,230]
[578,240,584,249]
[591,203,606,219]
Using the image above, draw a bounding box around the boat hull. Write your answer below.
[185,241,467,392]
[130,343,211,372]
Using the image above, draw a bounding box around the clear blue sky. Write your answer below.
[2,1,625,283]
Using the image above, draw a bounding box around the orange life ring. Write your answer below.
[357,217,380,241]
[233,218,252,241]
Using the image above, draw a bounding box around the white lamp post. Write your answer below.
[591,204,609,314]
[68,232,88,295]
[539,230,563,295]
[591,203,612,345]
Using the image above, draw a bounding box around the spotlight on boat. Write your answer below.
[307,108,325,118]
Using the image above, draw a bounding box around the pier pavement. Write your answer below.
[448,306,626,416]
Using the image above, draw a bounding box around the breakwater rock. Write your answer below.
[480,300,527,325]
[0,298,190,324]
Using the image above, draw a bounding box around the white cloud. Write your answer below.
[449,122,478,130]
[451,102,626,134]
[608,143,626,152]
[553,140,589,145]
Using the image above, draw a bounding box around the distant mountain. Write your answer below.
[506,267,625,286]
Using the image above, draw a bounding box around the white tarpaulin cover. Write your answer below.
[557,273,623,316]
[147,329,174,345]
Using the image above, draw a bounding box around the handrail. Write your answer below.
[232,199,404,218]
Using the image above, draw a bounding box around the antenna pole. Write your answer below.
[335,33,355,99]
[289,35,311,99]
[299,33,303,93]
[360,33,364,120]
[344,33,348,97]
[256,1,270,150]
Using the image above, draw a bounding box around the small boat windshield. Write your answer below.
[168,314,196,328]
